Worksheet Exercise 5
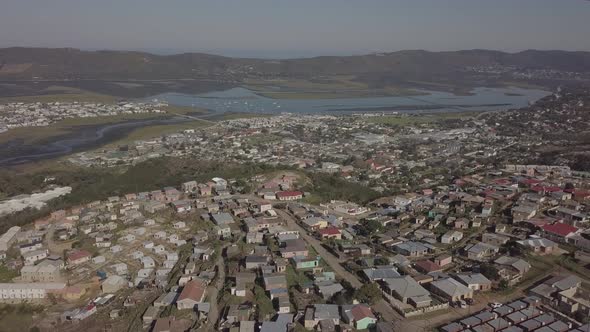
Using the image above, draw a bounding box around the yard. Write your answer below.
[253,285,275,320]
[0,304,45,332]
[0,265,18,282]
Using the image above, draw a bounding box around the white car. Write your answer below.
[460,300,468,309]
[490,302,503,309]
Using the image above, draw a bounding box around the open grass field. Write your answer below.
[0,265,18,282]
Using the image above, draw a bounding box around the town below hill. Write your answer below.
[0,86,589,331]
[1,48,590,98]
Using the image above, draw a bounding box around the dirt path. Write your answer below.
[198,245,227,331]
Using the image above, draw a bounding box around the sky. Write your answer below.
[0,0,589,58]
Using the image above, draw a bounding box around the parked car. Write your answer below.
[460,300,468,309]
[490,302,503,309]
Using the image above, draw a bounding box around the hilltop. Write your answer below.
[1,48,590,97]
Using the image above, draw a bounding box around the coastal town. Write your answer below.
[0,86,589,332]
[0,101,168,133]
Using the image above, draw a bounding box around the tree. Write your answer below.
[575,310,590,324]
[356,220,382,236]
[354,283,383,305]
[374,257,390,266]
[498,279,510,290]
[479,263,500,281]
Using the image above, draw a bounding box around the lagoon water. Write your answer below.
[148,86,550,114]
[1,86,551,166]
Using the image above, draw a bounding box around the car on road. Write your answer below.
[459,300,468,309]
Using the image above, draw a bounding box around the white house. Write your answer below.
[141,256,156,268]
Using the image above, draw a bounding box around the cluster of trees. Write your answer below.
[332,281,382,306]
[356,219,383,236]
[0,157,294,233]
[303,173,381,204]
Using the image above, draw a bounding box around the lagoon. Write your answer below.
[148,86,550,114]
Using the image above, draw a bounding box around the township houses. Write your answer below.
[21,263,61,282]
[280,239,308,258]
[181,181,198,194]
[210,212,235,226]
[383,276,432,308]
[430,278,474,302]
[554,207,588,227]
[304,304,340,330]
[164,187,181,201]
[454,273,492,291]
[0,283,66,302]
[67,250,92,266]
[171,200,192,213]
[276,191,303,201]
[482,233,510,246]
[394,241,430,257]
[176,279,207,310]
[341,304,377,330]
[494,256,531,285]
[414,260,442,274]
[541,223,579,244]
[362,267,400,282]
[245,255,268,270]
[517,237,558,255]
[465,242,500,261]
[23,249,48,265]
[441,230,463,244]
[317,227,342,240]
[301,217,328,231]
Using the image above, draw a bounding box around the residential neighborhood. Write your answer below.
[0,88,589,332]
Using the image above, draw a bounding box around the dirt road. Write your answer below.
[198,246,227,331]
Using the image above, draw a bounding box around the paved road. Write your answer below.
[276,209,363,288]
[275,208,408,324]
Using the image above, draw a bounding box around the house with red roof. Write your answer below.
[342,304,377,330]
[176,279,207,310]
[541,223,579,244]
[573,190,590,201]
[67,250,92,266]
[317,227,342,240]
[276,191,303,201]
[414,260,443,274]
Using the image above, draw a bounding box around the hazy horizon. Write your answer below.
[1,0,589,59]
